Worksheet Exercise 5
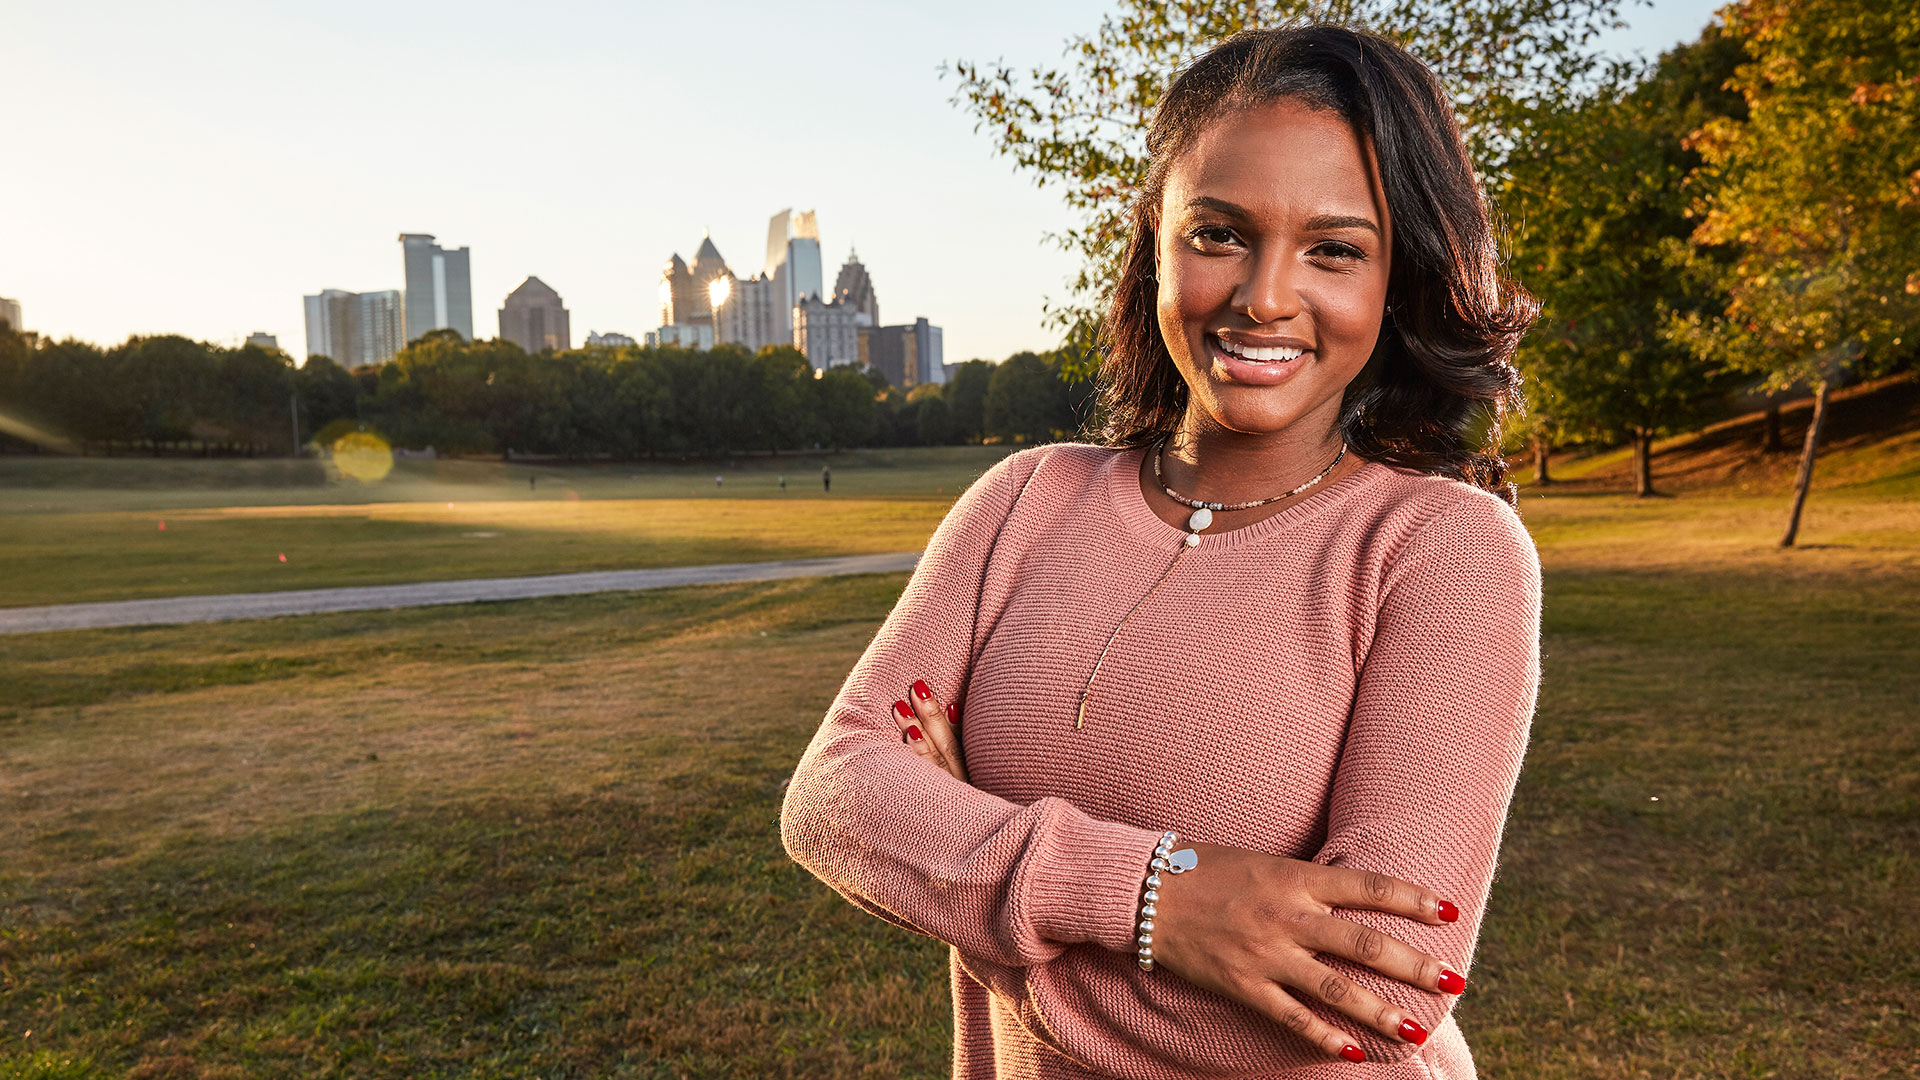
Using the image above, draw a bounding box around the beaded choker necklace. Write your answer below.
[1071,436,1349,730]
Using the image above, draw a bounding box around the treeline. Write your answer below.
[0,322,1095,458]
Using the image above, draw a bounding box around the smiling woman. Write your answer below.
[782,24,1544,1080]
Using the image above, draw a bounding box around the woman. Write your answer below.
[781,24,1542,1080]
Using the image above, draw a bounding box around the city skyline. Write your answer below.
[1,0,1724,364]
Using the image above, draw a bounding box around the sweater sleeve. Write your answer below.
[1309,489,1543,1062]
[778,447,1165,967]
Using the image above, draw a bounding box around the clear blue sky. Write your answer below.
[0,0,1724,365]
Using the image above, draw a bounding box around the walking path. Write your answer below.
[0,551,923,635]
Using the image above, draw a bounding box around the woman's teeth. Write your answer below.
[1215,336,1304,362]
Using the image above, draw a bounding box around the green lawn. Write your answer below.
[3,475,1917,1078]
[0,447,1016,608]
[3,429,1918,1078]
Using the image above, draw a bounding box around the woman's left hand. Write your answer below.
[892,678,966,783]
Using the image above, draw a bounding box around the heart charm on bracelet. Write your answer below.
[1166,848,1198,873]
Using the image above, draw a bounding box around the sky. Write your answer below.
[1,0,1724,366]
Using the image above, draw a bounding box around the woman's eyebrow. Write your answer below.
[1300,213,1381,238]
[1180,198,1381,240]
[1180,195,1252,218]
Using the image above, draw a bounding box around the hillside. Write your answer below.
[1519,370,1920,499]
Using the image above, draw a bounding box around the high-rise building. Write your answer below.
[764,208,824,323]
[793,296,862,371]
[913,317,946,386]
[399,233,473,343]
[0,297,21,333]
[499,276,571,353]
[715,272,789,353]
[834,250,879,327]
[245,332,279,350]
[659,233,732,330]
[867,317,947,388]
[303,288,404,367]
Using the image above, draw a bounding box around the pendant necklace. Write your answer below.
[1072,434,1348,730]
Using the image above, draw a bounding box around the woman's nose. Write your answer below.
[1232,248,1302,324]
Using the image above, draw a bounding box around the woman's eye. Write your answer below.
[1189,226,1238,248]
[1313,242,1366,261]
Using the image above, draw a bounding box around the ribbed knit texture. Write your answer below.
[779,441,1543,1080]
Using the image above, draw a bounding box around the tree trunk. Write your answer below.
[1532,433,1552,486]
[1762,401,1783,453]
[1633,428,1656,497]
[1780,378,1831,548]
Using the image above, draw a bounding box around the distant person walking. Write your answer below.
[822,465,831,493]
[529,475,536,491]
[779,474,787,491]
[716,475,724,487]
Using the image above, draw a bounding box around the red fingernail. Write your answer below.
[1398,1018,1428,1044]
[1436,900,1459,922]
[894,700,914,721]
[912,679,932,701]
[947,703,959,727]
[906,725,923,742]
[1438,968,1466,994]
[1339,1044,1366,1063]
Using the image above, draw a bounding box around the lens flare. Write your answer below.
[332,431,394,483]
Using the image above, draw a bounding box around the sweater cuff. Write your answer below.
[1028,809,1166,955]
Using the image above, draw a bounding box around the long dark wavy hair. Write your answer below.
[1094,24,1539,504]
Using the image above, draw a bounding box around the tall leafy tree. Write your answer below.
[814,365,880,449]
[1502,25,1750,495]
[946,0,1627,378]
[1670,0,1920,544]
[985,351,1076,441]
[943,359,995,442]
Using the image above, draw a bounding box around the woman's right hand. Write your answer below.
[1146,841,1466,1063]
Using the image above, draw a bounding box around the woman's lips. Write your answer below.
[1206,333,1312,386]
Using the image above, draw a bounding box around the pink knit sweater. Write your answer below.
[779,441,1543,1080]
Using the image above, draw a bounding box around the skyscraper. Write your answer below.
[764,208,824,320]
[793,296,861,371]
[303,288,404,367]
[867,317,947,388]
[0,297,21,333]
[499,276,571,353]
[399,233,473,343]
[834,250,878,327]
[715,271,789,353]
[659,233,732,329]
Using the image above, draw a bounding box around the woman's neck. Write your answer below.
[1160,417,1353,505]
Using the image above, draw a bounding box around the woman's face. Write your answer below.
[1154,97,1393,439]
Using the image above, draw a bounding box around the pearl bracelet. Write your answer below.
[1136,830,1199,971]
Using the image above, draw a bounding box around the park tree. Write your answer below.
[609,348,676,458]
[750,346,822,452]
[946,0,1629,380]
[943,359,994,442]
[917,394,956,446]
[1502,25,1750,496]
[107,336,214,452]
[293,355,362,445]
[1668,0,1920,544]
[986,351,1075,442]
[814,365,880,449]
[370,329,497,452]
[215,342,298,454]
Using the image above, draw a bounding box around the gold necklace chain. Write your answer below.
[1072,437,1347,731]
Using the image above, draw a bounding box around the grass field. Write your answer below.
[2,387,1917,1078]
[0,447,1014,608]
